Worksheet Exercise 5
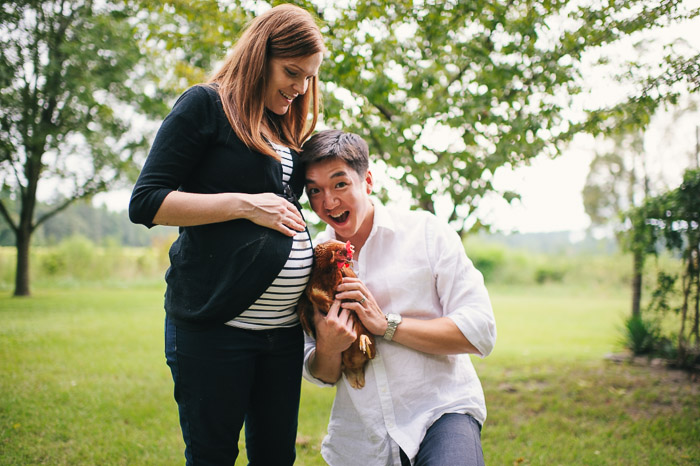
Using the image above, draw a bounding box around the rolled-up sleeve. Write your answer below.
[302,333,337,387]
[429,219,496,357]
[129,86,214,227]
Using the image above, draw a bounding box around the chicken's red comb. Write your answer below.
[345,241,353,261]
[337,241,354,269]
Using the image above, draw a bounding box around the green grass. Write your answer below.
[1,284,698,465]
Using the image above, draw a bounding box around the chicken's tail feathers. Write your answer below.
[297,295,316,338]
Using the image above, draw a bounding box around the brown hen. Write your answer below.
[298,240,376,389]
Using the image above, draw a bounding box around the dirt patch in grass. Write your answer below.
[481,360,700,465]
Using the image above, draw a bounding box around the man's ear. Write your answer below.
[365,170,373,194]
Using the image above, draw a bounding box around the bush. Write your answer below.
[57,235,97,279]
[0,236,171,290]
[622,315,661,355]
[41,251,67,276]
[467,244,506,282]
[534,266,566,284]
[462,236,625,288]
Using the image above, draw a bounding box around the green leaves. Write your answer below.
[132,1,695,234]
[626,168,700,366]
[306,0,697,233]
[133,0,254,95]
[3,0,696,241]
[1,0,150,190]
[1,1,167,294]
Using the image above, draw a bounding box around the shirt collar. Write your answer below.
[369,199,396,233]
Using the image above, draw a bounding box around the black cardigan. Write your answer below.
[129,85,305,328]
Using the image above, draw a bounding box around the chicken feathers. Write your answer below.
[298,240,376,389]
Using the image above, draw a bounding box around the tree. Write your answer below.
[627,168,700,367]
[583,130,650,317]
[309,0,698,234]
[0,1,160,295]
[583,95,699,318]
[131,0,254,94]
[133,0,698,236]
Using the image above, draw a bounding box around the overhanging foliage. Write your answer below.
[627,168,700,366]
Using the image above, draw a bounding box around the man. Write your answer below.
[300,130,497,466]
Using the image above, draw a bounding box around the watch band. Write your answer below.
[383,313,402,341]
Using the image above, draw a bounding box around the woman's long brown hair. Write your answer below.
[208,4,325,160]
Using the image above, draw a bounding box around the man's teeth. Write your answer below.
[330,212,346,219]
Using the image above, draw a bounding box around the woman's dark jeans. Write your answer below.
[165,317,304,465]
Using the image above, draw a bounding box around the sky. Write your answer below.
[481,105,699,235]
[480,138,597,234]
[93,7,700,235]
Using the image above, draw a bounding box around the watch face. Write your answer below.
[383,314,401,341]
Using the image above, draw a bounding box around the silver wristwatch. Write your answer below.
[383,313,402,341]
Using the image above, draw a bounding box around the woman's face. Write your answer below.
[264,52,323,115]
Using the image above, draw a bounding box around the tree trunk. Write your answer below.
[677,254,692,363]
[631,250,643,319]
[13,136,44,297]
[14,227,31,296]
[418,197,435,214]
[14,149,41,297]
[691,246,699,346]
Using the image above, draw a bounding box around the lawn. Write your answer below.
[0,284,698,465]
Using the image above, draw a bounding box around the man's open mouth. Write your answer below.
[329,211,349,224]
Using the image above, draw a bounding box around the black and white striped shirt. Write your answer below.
[226,144,313,329]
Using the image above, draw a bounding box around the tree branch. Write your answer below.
[33,179,107,229]
[0,199,18,233]
[359,117,386,159]
[370,100,394,122]
[11,158,26,201]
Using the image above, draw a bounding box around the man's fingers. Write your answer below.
[325,301,341,322]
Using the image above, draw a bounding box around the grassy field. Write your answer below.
[1,283,698,465]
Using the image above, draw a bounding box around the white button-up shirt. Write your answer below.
[303,201,497,466]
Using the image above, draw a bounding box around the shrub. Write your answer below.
[41,251,67,276]
[468,247,506,282]
[534,266,566,284]
[622,315,660,355]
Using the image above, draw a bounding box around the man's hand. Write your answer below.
[309,300,358,384]
[335,277,388,336]
[314,300,357,355]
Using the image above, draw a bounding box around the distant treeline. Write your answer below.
[480,231,618,256]
[0,199,176,247]
[0,198,618,254]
